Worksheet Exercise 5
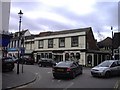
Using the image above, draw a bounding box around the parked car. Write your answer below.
[2,57,15,72]
[91,60,120,78]
[21,56,34,65]
[38,58,56,67]
[52,61,83,79]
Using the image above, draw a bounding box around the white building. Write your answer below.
[7,29,31,57]
[33,27,111,66]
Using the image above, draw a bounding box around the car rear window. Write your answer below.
[56,62,72,67]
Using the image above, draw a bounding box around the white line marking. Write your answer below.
[58,80,61,83]
[47,72,51,74]
[63,82,74,90]
[114,80,119,89]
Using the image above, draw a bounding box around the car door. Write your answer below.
[73,62,80,75]
[110,61,118,76]
[71,63,77,75]
[117,61,120,75]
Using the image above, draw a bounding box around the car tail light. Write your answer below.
[67,68,71,72]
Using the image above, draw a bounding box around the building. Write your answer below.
[33,27,111,66]
[0,1,11,57]
[7,29,31,57]
[24,34,38,59]
[97,37,112,52]
[113,32,120,60]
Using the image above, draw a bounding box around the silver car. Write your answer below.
[91,60,120,77]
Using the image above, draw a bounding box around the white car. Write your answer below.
[91,60,120,78]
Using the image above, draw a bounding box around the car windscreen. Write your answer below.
[56,62,72,67]
[98,61,113,67]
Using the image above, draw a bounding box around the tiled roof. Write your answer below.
[25,34,39,39]
[97,37,112,48]
[37,27,91,37]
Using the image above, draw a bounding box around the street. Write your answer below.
[17,64,120,89]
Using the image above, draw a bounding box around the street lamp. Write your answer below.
[17,10,23,74]
[118,46,120,60]
[111,26,114,59]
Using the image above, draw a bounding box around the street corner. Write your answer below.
[2,71,38,90]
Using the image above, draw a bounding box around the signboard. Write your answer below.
[0,34,12,47]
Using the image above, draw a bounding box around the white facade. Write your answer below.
[34,31,87,65]
[7,30,31,57]
[34,32,86,51]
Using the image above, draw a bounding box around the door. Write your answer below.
[110,62,118,76]
[117,61,120,75]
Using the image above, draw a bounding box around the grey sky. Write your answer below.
[9,0,119,41]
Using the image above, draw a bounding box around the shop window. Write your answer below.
[70,53,75,61]
[45,53,48,58]
[49,53,52,59]
[87,55,92,64]
[41,53,44,58]
[65,53,69,60]
[76,53,80,60]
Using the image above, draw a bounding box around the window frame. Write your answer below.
[59,38,65,48]
[38,40,44,48]
[71,36,78,47]
[48,39,53,48]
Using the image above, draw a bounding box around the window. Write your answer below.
[49,53,52,59]
[59,38,65,47]
[71,36,78,47]
[38,40,43,48]
[65,53,69,60]
[48,39,53,48]
[11,41,14,48]
[14,40,16,48]
[76,53,80,60]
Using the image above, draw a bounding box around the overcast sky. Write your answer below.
[9,0,119,41]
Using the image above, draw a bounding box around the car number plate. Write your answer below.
[57,69,64,71]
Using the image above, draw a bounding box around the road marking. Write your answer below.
[58,80,61,83]
[47,72,51,74]
[63,82,74,90]
[114,80,120,89]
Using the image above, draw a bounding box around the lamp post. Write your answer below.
[111,26,114,59]
[118,46,120,60]
[17,10,23,74]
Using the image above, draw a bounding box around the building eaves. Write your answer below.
[37,27,91,37]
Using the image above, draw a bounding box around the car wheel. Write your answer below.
[105,71,111,78]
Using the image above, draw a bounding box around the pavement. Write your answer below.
[2,64,37,90]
